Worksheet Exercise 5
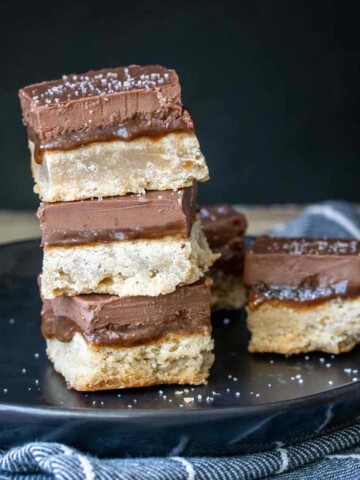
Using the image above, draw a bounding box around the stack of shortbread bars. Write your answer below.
[19,65,217,391]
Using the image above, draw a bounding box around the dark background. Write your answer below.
[1,0,359,209]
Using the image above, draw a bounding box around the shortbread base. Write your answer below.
[30,132,209,202]
[247,296,360,354]
[46,331,214,391]
[41,220,217,299]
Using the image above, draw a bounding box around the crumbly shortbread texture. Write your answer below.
[41,220,217,299]
[30,132,209,202]
[46,331,214,391]
[247,296,360,354]
[209,270,246,310]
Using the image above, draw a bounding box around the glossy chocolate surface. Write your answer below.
[19,65,193,154]
[38,186,197,247]
[245,236,360,304]
[41,277,212,347]
[245,236,360,289]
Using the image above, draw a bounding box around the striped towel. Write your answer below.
[270,201,360,238]
[1,201,360,479]
[1,424,360,479]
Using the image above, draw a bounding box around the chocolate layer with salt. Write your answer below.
[245,236,360,305]
[200,204,247,275]
[41,277,212,347]
[19,65,194,155]
[38,186,197,247]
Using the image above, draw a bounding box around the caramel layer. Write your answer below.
[248,284,360,310]
[29,113,194,164]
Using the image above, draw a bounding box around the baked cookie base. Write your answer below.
[41,220,217,299]
[46,331,214,391]
[30,132,209,202]
[247,296,360,354]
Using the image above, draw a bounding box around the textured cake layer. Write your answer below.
[30,133,208,202]
[46,331,214,391]
[41,220,217,299]
[247,296,360,354]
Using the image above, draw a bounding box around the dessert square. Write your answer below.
[19,66,209,202]
[201,205,247,309]
[42,278,214,390]
[245,236,360,354]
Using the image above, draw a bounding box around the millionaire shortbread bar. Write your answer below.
[245,236,360,354]
[42,277,214,390]
[19,66,209,202]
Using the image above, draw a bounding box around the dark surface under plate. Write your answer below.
[0,239,359,456]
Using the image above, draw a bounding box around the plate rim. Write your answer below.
[0,380,359,419]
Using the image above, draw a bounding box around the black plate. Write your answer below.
[0,239,359,456]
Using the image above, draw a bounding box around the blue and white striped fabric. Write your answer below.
[1,423,360,479]
[270,201,360,238]
[2,200,360,479]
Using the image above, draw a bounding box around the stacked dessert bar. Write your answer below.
[200,205,247,310]
[19,65,216,391]
[245,236,360,354]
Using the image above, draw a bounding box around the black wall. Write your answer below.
[2,0,359,209]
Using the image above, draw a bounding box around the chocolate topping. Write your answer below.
[245,236,360,292]
[19,65,194,153]
[41,277,212,347]
[214,244,245,275]
[200,205,247,249]
[200,204,247,275]
[38,186,197,247]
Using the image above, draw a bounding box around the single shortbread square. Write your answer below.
[42,278,214,391]
[19,65,209,202]
[245,236,360,354]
